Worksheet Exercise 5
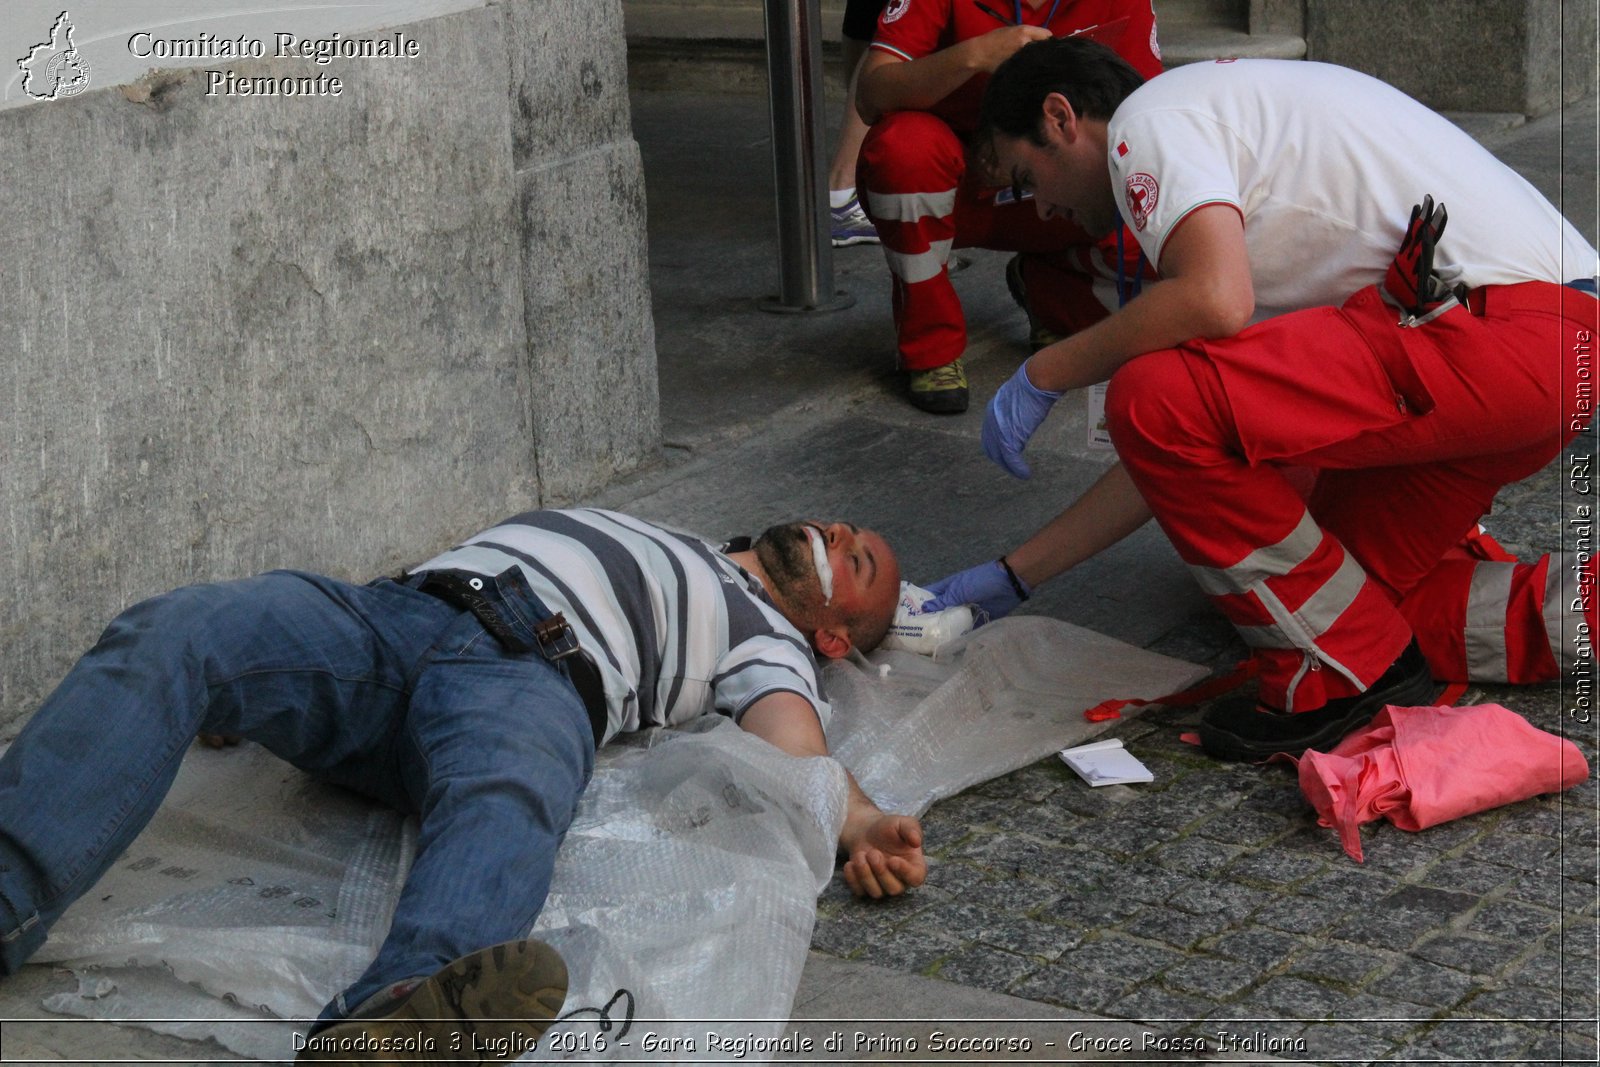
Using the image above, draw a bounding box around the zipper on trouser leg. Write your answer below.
[1250,581,1367,714]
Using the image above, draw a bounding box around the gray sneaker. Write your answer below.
[297,938,568,1063]
[831,193,880,247]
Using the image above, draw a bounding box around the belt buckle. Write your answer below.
[534,612,580,661]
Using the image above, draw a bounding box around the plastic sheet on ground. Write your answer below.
[30,616,1203,1061]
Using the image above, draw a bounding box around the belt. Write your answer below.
[412,570,607,748]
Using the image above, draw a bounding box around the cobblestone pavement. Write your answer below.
[812,454,1599,1064]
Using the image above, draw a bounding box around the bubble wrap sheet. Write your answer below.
[32,617,1204,1061]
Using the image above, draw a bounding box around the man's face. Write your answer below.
[992,107,1118,238]
[753,520,901,648]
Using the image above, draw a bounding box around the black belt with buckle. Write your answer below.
[413,570,607,747]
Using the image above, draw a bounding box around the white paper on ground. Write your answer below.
[1059,737,1154,787]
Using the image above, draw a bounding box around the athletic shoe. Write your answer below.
[1197,640,1436,762]
[297,938,568,1063]
[1005,254,1064,352]
[907,358,969,414]
[831,194,879,247]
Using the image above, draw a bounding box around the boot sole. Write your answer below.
[1199,670,1438,762]
[299,939,568,1063]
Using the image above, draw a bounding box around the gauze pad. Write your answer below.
[804,524,834,603]
[880,581,975,655]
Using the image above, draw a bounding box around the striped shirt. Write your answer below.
[411,509,829,745]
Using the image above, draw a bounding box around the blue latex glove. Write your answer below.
[922,560,1029,623]
[982,361,1064,479]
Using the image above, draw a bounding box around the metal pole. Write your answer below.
[760,0,853,313]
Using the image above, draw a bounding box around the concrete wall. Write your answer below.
[0,0,658,735]
[1306,0,1597,115]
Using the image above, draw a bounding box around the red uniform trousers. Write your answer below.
[857,110,1140,371]
[1398,535,1597,684]
[1104,281,1597,712]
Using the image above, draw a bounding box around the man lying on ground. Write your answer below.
[0,508,926,1063]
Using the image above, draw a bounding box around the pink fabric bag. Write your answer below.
[1296,703,1590,862]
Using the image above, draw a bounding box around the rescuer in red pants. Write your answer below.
[922,40,1599,760]
[854,0,1161,413]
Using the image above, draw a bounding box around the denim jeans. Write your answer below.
[0,568,596,1018]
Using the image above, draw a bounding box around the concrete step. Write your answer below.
[623,0,1303,93]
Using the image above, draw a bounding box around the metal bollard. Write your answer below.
[760,0,854,313]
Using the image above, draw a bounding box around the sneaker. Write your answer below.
[1004,254,1064,352]
[1197,640,1436,762]
[907,358,969,414]
[297,938,568,1063]
[831,193,879,247]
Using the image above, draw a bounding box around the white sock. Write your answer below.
[829,187,856,209]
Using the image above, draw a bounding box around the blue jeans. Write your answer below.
[0,568,596,1018]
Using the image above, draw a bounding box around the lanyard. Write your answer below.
[1011,0,1065,28]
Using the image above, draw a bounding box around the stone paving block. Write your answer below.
[1467,981,1557,1019]
[1467,831,1563,869]
[1102,862,1208,906]
[1468,899,1564,942]
[1392,1019,1546,1061]
[897,898,1065,960]
[1417,855,1522,895]
[1221,848,1330,888]
[1506,943,1597,990]
[1101,983,1214,1026]
[1235,780,1305,816]
[849,929,966,976]
[1283,944,1395,986]
[1068,815,1183,858]
[1194,808,1294,847]
[1328,885,1479,949]
[1167,880,1275,923]
[1036,891,1144,929]
[1028,848,1125,897]
[1366,957,1479,1009]
[971,759,1072,803]
[1504,869,1576,910]
[1119,906,1220,950]
[933,944,1043,994]
[1524,1028,1600,1065]
[1339,991,1433,1040]
[1159,954,1262,999]
[1147,836,1245,877]
[949,831,1063,877]
[1340,827,1447,876]
[1558,914,1600,955]
[1204,927,1307,971]
[1411,933,1530,978]
[1239,975,1352,1020]
[1251,892,1353,936]
[1011,936,1186,1014]
[998,801,1086,845]
[1296,1020,1402,1062]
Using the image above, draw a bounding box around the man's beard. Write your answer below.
[752,521,824,612]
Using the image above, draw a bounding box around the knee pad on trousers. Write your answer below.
[858,110,965,191]
[1103,349,1205,459]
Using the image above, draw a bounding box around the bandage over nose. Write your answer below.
[804,525,834,604]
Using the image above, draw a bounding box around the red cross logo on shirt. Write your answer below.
[1125,172,1159,231]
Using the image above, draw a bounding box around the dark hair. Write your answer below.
[980,37,1146,145]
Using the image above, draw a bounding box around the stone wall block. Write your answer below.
[0,1,661,732]
[518,141,659,504]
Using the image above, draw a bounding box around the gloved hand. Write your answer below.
[983,361,1063,479]
[922,559,1029,623]
[1383,194,1457,319]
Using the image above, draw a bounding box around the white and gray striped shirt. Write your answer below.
[411,508,828,745]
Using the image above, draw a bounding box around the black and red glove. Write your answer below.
[1383,195,1459,321]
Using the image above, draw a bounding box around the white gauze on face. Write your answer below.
[804,524,834,604]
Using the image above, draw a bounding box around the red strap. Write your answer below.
[1437,681,1469,707]
[1083,660,1261,722]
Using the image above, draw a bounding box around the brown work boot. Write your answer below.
[907,357,969,414]
[296,938,568,1063]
